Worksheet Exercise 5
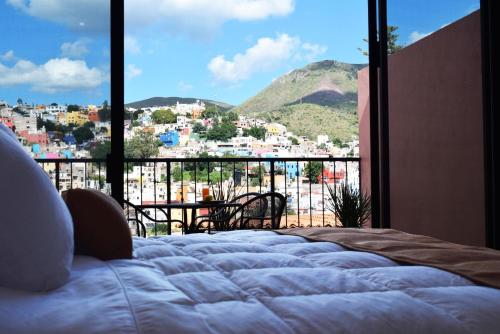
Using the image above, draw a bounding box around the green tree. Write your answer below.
[332,138,344,147]
[67,105,80,112]
[73,126,95,144]
[152,109,176,124]
[43,119,57,131]
[98,106,111,122]
[289,136,299,145]
[125,130,161,158]
[304,161,323,184]
[223,111,238,122]
[206,122,237,142]
[243,126,266,140]
[192,122,206,134]
[358,25,404,56]
[201,105,221,119]
[249,165,265,187]
[89,141,111,159]
[172,165,192,182]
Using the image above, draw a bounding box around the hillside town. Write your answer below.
[0,98,360,229]
[0,98,358,160]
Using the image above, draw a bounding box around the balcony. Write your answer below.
[36,156,360,235]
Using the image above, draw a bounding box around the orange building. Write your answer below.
[88,110,100,122]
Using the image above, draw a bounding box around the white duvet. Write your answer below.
[1,230,500,334]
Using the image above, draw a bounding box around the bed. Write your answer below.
[1,229,500,334]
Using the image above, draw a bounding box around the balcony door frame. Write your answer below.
[108,0,499,247]
[481,0,500,249]
[109,0,125,206]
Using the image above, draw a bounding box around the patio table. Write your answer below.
[135,201,241,234]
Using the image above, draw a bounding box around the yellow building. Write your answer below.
[265,123,287,136]
[66,112,88,126]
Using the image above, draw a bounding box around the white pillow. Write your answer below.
[0,124,74,291]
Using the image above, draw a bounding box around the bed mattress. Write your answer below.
[1,230,500,334]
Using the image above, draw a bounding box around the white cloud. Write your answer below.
[301,43,328,62]
[6,0,109,32]
[0,57,107,93]
[60,39,89,58]
[208,34,327,83]
[178,81,193,92]
[125,36,141,54]
[1,50,16,62]
[125,0,294,39]
[408,31,432,44]
[126,64,143,80]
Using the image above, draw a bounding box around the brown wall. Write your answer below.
[358,11,485,246]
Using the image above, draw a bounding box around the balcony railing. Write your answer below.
[36,157,360,234]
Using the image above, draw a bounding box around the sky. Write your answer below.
[0,0,480,107]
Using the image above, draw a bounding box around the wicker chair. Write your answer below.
[193,192,261,232]
[205,192,286,232]
[124,200,184,238]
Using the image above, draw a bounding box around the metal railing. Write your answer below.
[36,157,360,234]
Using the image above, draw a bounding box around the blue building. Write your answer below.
[263,154,301,179]
[160,131,179,147]
[63,134,77,145]
[62,150,73,158]
[32,144,41,154]
[276,161,300,179]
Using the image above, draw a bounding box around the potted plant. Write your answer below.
[326,183,371,228]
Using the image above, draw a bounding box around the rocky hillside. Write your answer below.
[234,60,366,142]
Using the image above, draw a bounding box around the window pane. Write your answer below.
[124,0,366,230]
[0,0,110,191]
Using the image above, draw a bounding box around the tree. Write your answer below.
[192,122,206,134]
[152,109,176,124]
[89,141,111,159]
[358,25,404,56]
[304,161,323,184]
[36,117,56,131]
[206,122,237,142]
[98,106,111,122]
[223,111,238,122]
[249,165,265,187]
[243,126,266,140]
[67,105,80,112]
[201,105,221,119]
[73,126,95,144]
[124,130,161,158]
[332,138,344,147]
[36,116,44,130]
[289,136,299,145]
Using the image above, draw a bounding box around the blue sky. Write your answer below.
[0,0,479,107]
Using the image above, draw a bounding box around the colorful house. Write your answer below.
[66,112,87,126]
[17,130,49,145]
[63,134,77,145]
[317,169,346,184]
[160,131,180,147]
[0,117,14,130]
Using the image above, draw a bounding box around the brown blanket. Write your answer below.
[276,228,500,289]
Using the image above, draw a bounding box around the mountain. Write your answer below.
[126,97,233,111]
[233,60,366,142]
